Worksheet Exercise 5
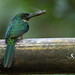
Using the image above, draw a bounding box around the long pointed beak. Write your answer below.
[28,10,46,19]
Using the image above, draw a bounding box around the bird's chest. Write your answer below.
[18,22,29,31]
[14,20,29,31]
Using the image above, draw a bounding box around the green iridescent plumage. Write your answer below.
[3,10,46,68]
[4,13,29,68]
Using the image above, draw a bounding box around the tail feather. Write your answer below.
[3,43,15,68]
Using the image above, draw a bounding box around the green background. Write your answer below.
[1,0,75,39]
[0,0,75,75]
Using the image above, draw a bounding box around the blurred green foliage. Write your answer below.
[1,0,75,39]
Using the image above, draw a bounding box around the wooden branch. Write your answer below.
[0,38,75,74]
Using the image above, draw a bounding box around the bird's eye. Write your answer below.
[25,14,29,17]
[20,13,29,19]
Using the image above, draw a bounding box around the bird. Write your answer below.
[3,10,46,68]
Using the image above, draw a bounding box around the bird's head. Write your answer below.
[15,10,46,22]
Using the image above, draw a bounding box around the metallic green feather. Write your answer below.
[3,38,15,68]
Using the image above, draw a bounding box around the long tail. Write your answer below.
[3,39,15,68]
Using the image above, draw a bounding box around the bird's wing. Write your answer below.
[5,22,13,39]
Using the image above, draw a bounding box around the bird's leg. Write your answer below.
[18,35,24,39]
[16,35,24,42]
[21,35,24,39]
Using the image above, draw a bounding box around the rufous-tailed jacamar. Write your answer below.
[3,10,46,68]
